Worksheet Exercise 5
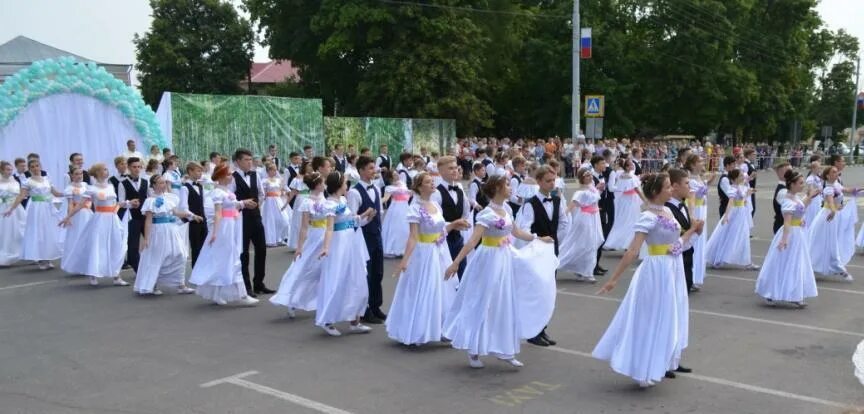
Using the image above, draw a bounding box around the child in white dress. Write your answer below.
[684,154,715,290]
[261,163,290,246]
[604,159,643,251]
[59,167,92,270]
[705,170,759,270]
[9,159,64,269]
[287,162,311,250]
[557,168,604,282]
[808,166,854,281]
[381,170,412,257]
[0,161,25,265]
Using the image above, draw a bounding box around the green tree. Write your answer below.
[134,0,255,107]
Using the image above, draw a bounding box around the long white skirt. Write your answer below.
[558,211,604,276]
[603,194,642,250]
[691,202,708,285]
[60,208,93,269]
[592,254,689,383]
[189,217,248,302]
[382,199,411,256]
[808,208,848,275]
[755,226,818,302]
[262,197,289,246]
[270,227,325,311]
[134,222,189,294]
[287,194,309,249]
[315,229,370,326]
[854,340,864,387]
[704,205,751,266]
[61,212,127,277]
[386,240,458,345]
[839,200,857,263]
[22,201,62,261]
[804,195,822,234]
[0,202,25,265]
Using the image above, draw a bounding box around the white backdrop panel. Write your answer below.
[0,93,142,179]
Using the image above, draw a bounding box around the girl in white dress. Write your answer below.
[804,159,823,231]
[315,171,375,336]
[558,167,604,282]
[604,159,644,251]
[59,167,93,270]
[7,159,64,270]
[162,157,183,196]
[188,165,259,306]
[287,162,311,250]
[134,175,202,296]
[684,154,715,290]
[60,163,130,285]
[594,172,703,388]
[443,175,556,369]
[808,166,854,281]
[261,163,291,247]
[755,170,818,308]
[270,172,327,317]
[0,161,25,265]
[704,170,760,270]
[381,169,412,257]
[387,173,461,346]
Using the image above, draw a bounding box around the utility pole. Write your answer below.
[572,0,580,140]
[850,54,861,163]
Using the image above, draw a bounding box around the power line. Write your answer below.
[374,0,569,19]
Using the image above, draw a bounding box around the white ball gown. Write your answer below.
[755,196,818,302]
[287,178,310,250]
[61,183,128,277]
[854,340,864,387]
[314,197,370,326]
[381,183,412,257]
[704,185,752,267]
[0,178,26,265]
[603,175,642,250]
[592,209,689,384]
[270,194,328,311]
[687,176,709,286]
[386,200,458,345]
[21,178,62,261]
[840,192,858,263]
[261,176,290,246]
[189,188,249,302]
[133,194,190,294]
[804,174,823,233]
[808,183,850,276]
[558,188,604,277]
[443,205,559,358]
[60,183,93,269]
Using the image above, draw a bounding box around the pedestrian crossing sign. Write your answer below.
[585,95,604,118]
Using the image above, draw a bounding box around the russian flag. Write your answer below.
[858,92,864,110]
[580,28,592,59]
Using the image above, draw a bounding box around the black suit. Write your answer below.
[666,201,694,291]
[120,177,148,272]
[746,161,756,217]
[772,183,786,234]
[285,165,299,208]
[184,182,208,267]
[233,171,268,292]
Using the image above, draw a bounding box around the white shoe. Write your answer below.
[841,273,854,282]
[745,263,760,271]
[177,286,195,294]
[46,262,54,269]
[152,289,163,296]
[349,323,372,334]
[213,297,228,306]
[763,297,776,307]
[113,278,129,286]
[638,380,655,388]
[89,276,98,286]
[286,308,296,319]
[498,357,524,367]
[322,325,341,337]
[238,296,259,307]
[468,355,484,369]
[38,262,49,270]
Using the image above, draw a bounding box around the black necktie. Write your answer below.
[448,185,459,192]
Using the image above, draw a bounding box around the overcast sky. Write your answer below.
[1,0,862,66]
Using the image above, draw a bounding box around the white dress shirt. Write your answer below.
[430,181,471,224]
[347,179,378,228]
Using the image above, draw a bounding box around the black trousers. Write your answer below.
[750,192,756,217]
[240,214,267,291]
[361,230,384,311]
[682,250,694,291]
[446,231,466,280]
[596,198,614,269]
[127,219,143,272]
[188,220,208,268]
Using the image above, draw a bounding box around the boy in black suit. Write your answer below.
[667,169,704,292]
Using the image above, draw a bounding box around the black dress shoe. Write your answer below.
[674,365,692,373]
[254,286,276,294]
[360,315,383,324]
[247,291,258,298]
[665,370,676,379]
[527,336,550,347]
[540,331,557,346]
[593,268,606,276]
[372,308,387,320]
[597,266,608,273]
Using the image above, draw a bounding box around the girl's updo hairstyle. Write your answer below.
[325,171,345,195]
[683,154,701,172]
[149,172,164,189]
[641,172,668,200]
[411,172,431,195]
[784,169,803,189]
[821,166,836,182]
[576,167,593,184]
[481,174,508,200]
[727,169,742,182]
[211,164,231,182]
[303,171,324,190]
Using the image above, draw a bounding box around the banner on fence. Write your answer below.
[324,117,456,156]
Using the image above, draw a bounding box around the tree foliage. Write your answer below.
[244,0,859,140]
[135,0,255,107]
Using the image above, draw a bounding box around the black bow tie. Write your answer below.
[678,202,686,210]
[244,171,252,177]
[448,185,459,191]
[366,185,376,190]
[542,197,553,203]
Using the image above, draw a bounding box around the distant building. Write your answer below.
[241,60,300,93]
[0,35,132,86]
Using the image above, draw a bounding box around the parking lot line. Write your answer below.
[201,371,354,414]
[0,280,56,291]
[704,272,864,295]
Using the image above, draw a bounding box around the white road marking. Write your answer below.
[201,371,354,414]
[557,289,864,338]
[704,272,864,296]
[542,346,861,411]
[0,280,57,291]
[751,254,864,270]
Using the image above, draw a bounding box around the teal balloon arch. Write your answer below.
[0,57,166,148]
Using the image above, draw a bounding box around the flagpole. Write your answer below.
[572,0,580,140]
[850,54,860,164]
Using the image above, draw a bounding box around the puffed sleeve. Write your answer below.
[298,197,313,213]
[141,197,156,213]
[822,186,835,198]
[475,208,496,228]
[780,198,798,214]
[406,203,421,224]
[211,190,225,206]
[633,211,657,234]
[324,200,337,217]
